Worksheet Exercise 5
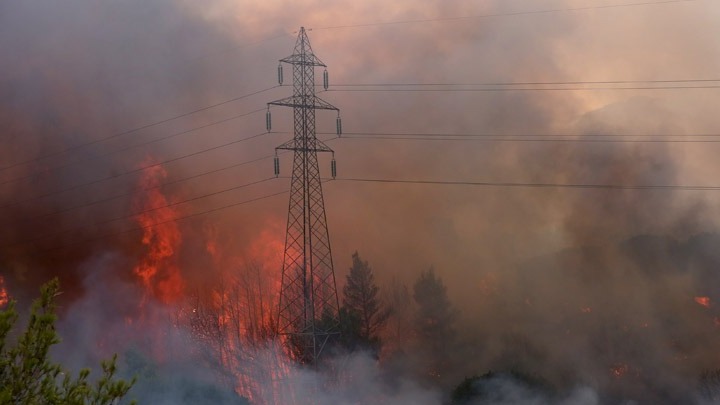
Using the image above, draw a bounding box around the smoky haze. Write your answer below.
[2,0,720,403]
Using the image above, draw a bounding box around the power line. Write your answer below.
[189,32,291,63]
[10,171,338,253]
[333,177,720,191]
[332,131,720,138]
[17,174,720,253]
[0,154,274,229]
[0,107,266,190]
[311,0,699,30]
[0,86,279,173]
[35,186,289,255]
[0,136,322,226]
[0,130,271,210]
[339,133,720,143]
[331,79,720,87]
[326,84,720,92]
[1,177,277,249]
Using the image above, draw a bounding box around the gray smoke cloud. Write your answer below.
[3,0,720,403]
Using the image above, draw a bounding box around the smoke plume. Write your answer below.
[3,0,720,403]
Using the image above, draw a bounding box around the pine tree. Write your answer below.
[341,252,390,352]
[0,279,135,404]
[413,267,455,343]
[413,267,456,384]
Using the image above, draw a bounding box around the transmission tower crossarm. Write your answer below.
[268,95,339,111]
[275,138,334,153]
[280,53,326,67]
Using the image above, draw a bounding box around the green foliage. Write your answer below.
[0,279,135,404]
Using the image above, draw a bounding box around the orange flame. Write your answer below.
[0,276,8,307]
[695,296,711,308]
[133,161,184,304]
[125,161,295,397]
[176,221,289,403]
[247,225,284,275]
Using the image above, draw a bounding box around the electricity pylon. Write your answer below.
[267,27,341,365]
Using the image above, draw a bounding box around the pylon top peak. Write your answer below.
[281,26,325,67]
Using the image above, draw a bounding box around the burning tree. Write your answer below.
[125,159,298,403]
[0,279,135,404]
[179,261,292,404]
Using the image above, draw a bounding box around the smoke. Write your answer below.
[0,0,281,297]
[49,250,437,404]
[3,0,720,403]
[456,373,600,405]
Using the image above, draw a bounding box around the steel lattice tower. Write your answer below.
[268,27,341,365]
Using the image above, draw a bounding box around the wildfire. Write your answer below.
[186,221,288,404]
[132,160,184,304]
[128,160,294,403]
[695,296,711,308]
[247,224,285,275]
[202,222,284,341]
[0,275,8,307]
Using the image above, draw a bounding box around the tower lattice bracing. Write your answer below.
[268,27,340,365]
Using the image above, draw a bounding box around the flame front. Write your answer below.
[133,161,184,304]
[177,221,291,404]
[127,161,295,403]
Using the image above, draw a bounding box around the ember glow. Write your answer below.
[695,296,711,308]
[611,363,629,378]
[0,276,8,307]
